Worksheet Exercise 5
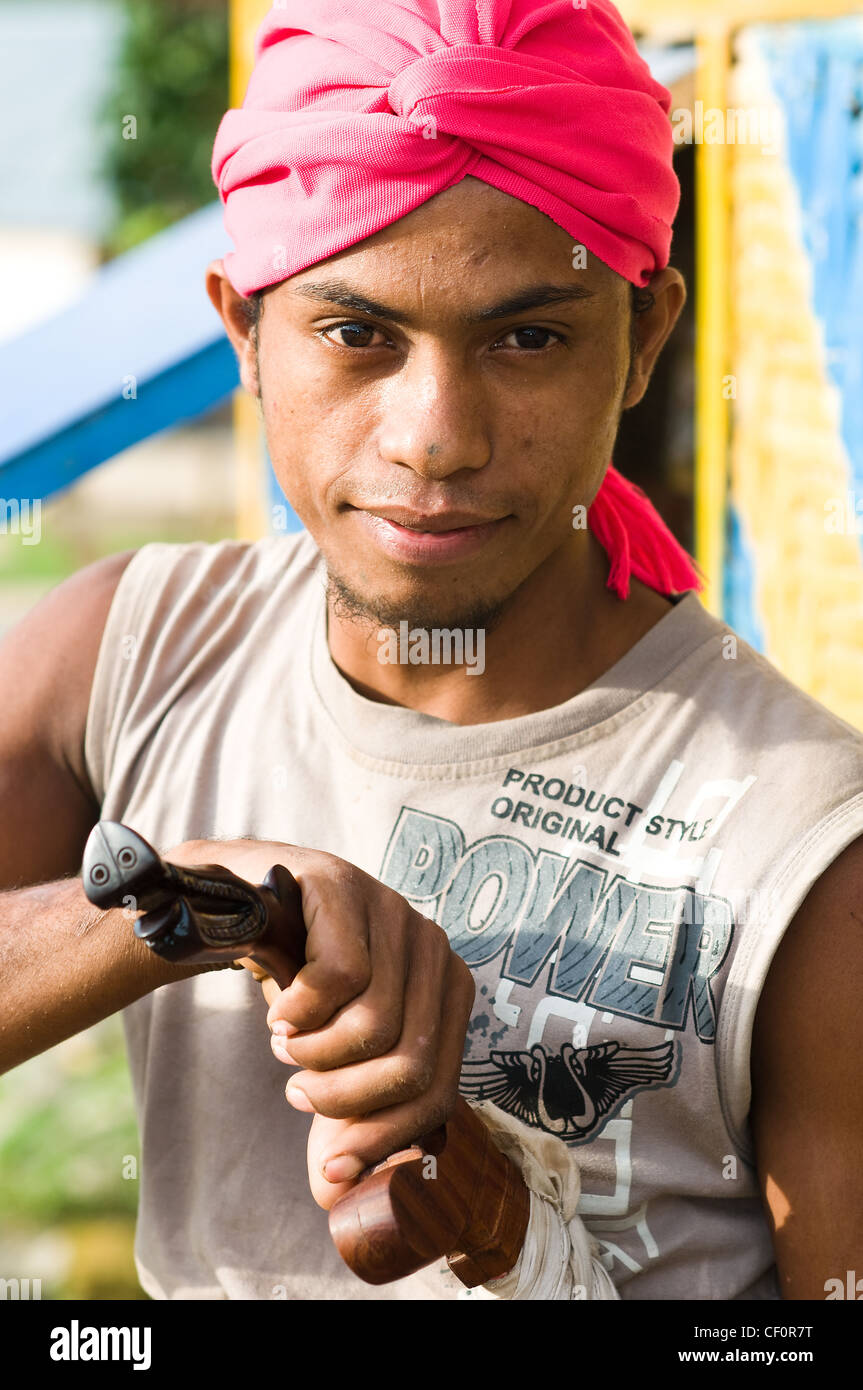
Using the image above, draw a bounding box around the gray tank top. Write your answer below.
[84,533,863,1300]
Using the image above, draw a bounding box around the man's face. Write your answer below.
[241,178,646,631]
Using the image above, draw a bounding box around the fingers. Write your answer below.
[259,974,281,1010]
[306,1114,364,1210]
[304,952,476,1202]
[265,864,375,1033]
[234,959,281,1009]
[267,873,409,1051]
[205,843,479,1204]
[279,912,451,1109]
[236,955,270,985]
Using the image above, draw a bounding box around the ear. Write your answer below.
[621,267,687,411]
[205,259,260,398]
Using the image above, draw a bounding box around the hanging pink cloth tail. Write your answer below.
[588,463,706,601]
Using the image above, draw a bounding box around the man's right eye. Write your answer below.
[319,322,388,350]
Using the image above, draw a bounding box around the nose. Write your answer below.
[375,353,492,480]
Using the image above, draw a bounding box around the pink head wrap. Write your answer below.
[212,0,704,600]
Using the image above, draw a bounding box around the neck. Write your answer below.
[325,534,674,726]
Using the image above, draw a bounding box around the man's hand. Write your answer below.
[167,838,475,1210]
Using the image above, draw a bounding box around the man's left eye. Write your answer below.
[497,327,560,351]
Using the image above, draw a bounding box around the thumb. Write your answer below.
[307,1114,366,1210]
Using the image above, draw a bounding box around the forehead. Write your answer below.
[279,176,624,308]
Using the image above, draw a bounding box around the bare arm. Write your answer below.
[0,551,200,1074]
[0,553,476,1190]
[751,833,863,1298]
[0,876,203,1074]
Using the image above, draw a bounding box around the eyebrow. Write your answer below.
[290,279,597,326]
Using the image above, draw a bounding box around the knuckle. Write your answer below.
[347,1011,401,1059]
[394,1052,435,1096]
[325,958,370,998]
[326,858,359,888]
[459,953,475,991]
[448,950,475,1003]
[306,854,365,901]
[419,913,451,962]
[421,912,447,943]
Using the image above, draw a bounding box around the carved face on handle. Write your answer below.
[82,822,171,911]
[82,821,268,964]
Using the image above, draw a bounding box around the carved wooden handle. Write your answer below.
[82,821,530,1289]
[81,821,305,987]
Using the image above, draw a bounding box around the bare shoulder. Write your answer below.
[0,551,136,884]
[752,832,863,1072]
[1,550,136,746]
[754,832,863,1036]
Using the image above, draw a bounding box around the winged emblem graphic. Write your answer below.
[460,1039,677,1142]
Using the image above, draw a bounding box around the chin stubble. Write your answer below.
[324,566,511,639]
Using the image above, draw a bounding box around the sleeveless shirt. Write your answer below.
[83,532,863,1300]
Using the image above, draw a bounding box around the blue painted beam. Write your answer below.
[0,203,240,501]
[2,342,238,502]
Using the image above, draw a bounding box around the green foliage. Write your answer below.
[0,1017,139,1223]
[102,0,228,256]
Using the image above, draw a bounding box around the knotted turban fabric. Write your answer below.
[212,0,704,600]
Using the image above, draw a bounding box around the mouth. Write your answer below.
[351,506,512,564]
[362,507,508,532]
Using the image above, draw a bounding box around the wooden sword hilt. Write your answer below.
[81,820,529,1289]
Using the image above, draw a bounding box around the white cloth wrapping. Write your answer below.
[465,1101,620,1301]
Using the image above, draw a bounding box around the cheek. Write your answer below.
[259,358,361,495]
[509,386,617,521]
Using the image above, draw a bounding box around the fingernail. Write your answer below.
[271,1038,298,1064]
[285,1085,314,1113]
[322,1155,365,1183]
[270,1019,297,1038]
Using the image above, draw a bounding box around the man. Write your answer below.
[2,0,862,1301]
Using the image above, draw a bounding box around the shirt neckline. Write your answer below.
[307,560,714,770]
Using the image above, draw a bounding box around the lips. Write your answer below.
[362,507,507,532]
[352,507,511,565]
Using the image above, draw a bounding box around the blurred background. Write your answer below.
[0,0,861,1298]
[0,0,232,1300]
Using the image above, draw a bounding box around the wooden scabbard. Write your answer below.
[329,1095,530,1288]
